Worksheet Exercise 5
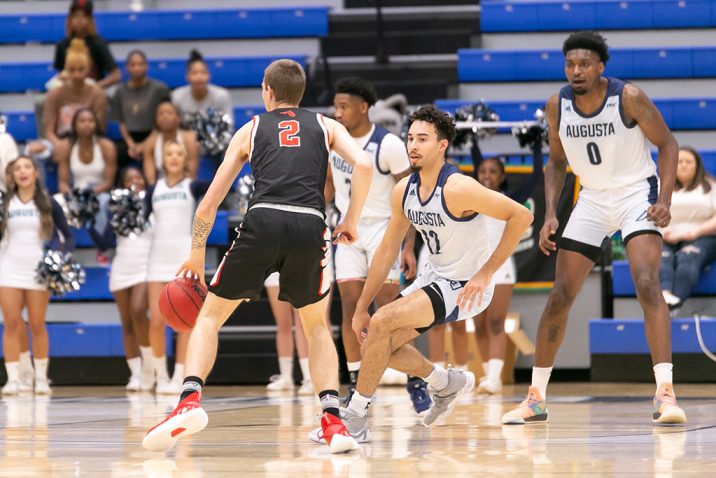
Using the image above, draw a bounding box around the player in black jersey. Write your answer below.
[143,59,372,454]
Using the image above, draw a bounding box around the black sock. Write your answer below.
[180,376,204,401]
[349,370,359,385]
[319,389,340,417]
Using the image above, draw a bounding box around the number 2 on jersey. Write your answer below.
[421,230,441,255]
[278,120,301,147]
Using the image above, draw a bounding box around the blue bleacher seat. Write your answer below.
[590,317,716,355]
[458,47,716,83]
[480,0,716,33]
[612,259,716,297]
[0,55,305,92]
[0,7,328,44]
[434,98,716,131]
[0,323,174,357]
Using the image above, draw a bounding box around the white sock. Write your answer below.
[127,357,141,378]
[347,392,372,418]
[154,356,170,381]
[172,363,185,383]
[488,359,504,381]
[531,366,552,400]
[653,363,673,391]
[34,358,49,381]
[278,356,293,380]
[4,362,19,383]
[347,361,361,372]
[139,346,152,363]
[425,365,449,391]
[434,361,446,370]
[455,364,468,372]
[19,351,33,373]
[298,358,310,382]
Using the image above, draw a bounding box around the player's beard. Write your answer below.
[410,165,422,172]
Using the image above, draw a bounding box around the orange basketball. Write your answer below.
[159,277,207,332]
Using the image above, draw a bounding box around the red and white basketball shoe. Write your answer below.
[142,391,208,451]
[320,412,359,454]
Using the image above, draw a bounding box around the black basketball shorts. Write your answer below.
[207,205,331,308]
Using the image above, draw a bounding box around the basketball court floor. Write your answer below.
[1,383,714,477]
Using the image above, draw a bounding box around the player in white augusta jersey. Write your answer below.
[336,105,532,440]
[325,77,426,413]
[503,31,686,425]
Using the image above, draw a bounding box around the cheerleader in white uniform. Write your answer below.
[473,155,542,394]
[146,141,209,394]
[0,156,75,395]
[91,166,154,392]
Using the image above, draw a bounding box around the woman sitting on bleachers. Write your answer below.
[112,50,170,170]
[56,108,116,194]
[171,49,234,140]
[142,101,198,184]
[660,147,716,314]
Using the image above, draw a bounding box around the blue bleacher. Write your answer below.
[435,98,716,131]
[0,55,305,92]
[481,0,716,33]
[458,47,716,83]
[55,210,230,302]
[590,317,716,355]
[612,260,716,297]
[5,105,262,142]
[0,323,174,357]
[0,7,328,44]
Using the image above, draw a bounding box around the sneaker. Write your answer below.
[422,368,475,427]
[156,378,181,395]
[19,363,34,392]
[141,365,156,392]
[342,384,356,407]
[2,380,20,395]
[297,380,315,396]
[406,378,431,416]
[266,375,295,391]
[653,384,687,424]
[308,407,372,445]
[126,375,141,392]
[318,411,359,454]
[34,379,52,395]
[142,391,208,451]
[501,386,548,425]
[477,377,502,395]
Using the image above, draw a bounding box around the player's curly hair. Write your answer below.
[335,77,377,107]
[563,31,609,63]
[408,105,456,144]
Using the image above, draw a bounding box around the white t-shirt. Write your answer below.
[667,181,716,237]
[0,133,19,192]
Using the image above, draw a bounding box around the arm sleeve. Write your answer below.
[190,180,211,199]
[506,150,544,205]
[50,198,76,253]
[378,134,410,175]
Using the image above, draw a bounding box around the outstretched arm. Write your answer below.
[178,120,253,283]
[353,179,411,341]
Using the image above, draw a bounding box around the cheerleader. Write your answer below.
[0,156,75,394]
[473,155,543,394]
[146,140,208,394]
[142,101,198,185]
[90,166,153,391]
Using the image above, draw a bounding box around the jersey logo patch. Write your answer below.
[280,110,296,117]
[448,280,462,291]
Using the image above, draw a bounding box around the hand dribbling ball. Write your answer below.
[159,277,207,332]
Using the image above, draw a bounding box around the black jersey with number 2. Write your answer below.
[247,107,330,213]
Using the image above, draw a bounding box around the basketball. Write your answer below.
[159,277,207,332]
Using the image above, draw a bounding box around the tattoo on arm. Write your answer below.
[547,325,560,343]
[191,216,213,250]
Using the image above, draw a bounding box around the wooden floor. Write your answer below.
[1,383,714,477]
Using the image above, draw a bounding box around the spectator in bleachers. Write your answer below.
[0,122,20,192]
[0,156,75,395]
[112,50,171,169]
[142,101,198,184]
[29,39,108,164]
[56,108,116,194]
[660,147,716,314]
[54,0,121,90]
[171,49,234,133]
